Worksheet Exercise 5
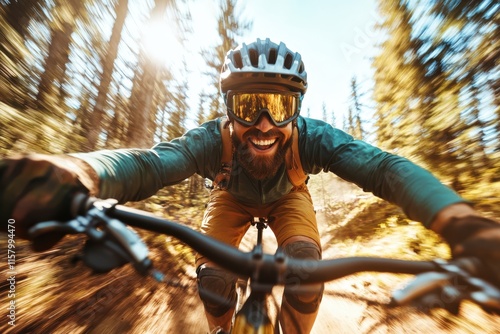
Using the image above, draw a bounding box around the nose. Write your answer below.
[254,113,274,132]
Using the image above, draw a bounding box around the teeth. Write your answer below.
[251,138,276,146]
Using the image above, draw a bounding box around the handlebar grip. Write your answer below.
[28,220,85,238]
[70,193,96,217]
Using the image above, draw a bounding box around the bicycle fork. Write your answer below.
[233,283,274,333]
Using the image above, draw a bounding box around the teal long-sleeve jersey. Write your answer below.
[72,116,466,227]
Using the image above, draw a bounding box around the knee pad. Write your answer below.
[283,241,324,314]
[197,265,237,317]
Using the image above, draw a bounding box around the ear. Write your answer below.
[223,116,231,129]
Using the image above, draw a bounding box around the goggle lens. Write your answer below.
[227,91,301,126]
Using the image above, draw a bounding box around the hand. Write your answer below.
[441,215,500,285]
[0,154,96,251]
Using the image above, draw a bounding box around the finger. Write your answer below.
[455,238,500,260]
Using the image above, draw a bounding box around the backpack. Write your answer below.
[213,120,307,190]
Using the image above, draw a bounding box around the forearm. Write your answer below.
[369,156,467,226]
[330,146,468,227]
[70,149,165,203]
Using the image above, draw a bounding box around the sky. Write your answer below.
[165,0,384,128]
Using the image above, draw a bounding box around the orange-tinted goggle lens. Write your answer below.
[227,91,301,126]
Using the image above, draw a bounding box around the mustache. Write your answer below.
[243,128,285,140]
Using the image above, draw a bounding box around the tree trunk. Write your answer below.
[86,0,129,151]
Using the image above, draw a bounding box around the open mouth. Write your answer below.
[249,138,278,151]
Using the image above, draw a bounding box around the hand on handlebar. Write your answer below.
[0,154,95,251]
[441,215,500,285]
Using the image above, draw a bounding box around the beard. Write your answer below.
[231,128,293,180]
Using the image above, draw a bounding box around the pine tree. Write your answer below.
[125,0,170,148]
[374,0,499,188]
[373,0,424,156]
[35,0,87,114]
[200,0,252,120]
[86,0,129,151]
[349,77,365,140]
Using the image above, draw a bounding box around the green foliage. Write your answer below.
[373,0,500,190]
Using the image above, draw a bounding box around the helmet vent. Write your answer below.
[268,48,277,64]
[233,51,243,69]
[249,49,259,67]
[284,53,293,69]
[299,63,305,74]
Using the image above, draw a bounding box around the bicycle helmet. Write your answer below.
[220,38,308,100]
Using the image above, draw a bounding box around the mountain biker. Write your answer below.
[1,38,500,334]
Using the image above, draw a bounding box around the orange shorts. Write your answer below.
[196,187,321,266]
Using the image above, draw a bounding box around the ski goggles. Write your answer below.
[226,90,302,127]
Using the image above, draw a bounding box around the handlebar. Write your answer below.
[28,195,500,314]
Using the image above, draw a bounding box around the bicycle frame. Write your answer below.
[28,195,500,334]
[232,217,276,333]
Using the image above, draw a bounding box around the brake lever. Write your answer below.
[390,259,500,314]
[29,198,157,277]
[90,200,151,270]
[468,277,500,313]
[390,271,454,306]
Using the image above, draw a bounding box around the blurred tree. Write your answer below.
[124,0,191,148]
[85,0,129,151]
[373,0,425,159]
[348,76,365,140]
[321,102,328,123]
[0,0,45,109]
[165,79,188,141]
[425,0,499,179]
[200,0,252,120]
[196,91,208,125]
[330,107,337,128]
[153,68,174,143]
[105,74,132,148]
[374,0,499,191]
[3,0,45,39]
[125,0,171,148]
[35,0,87,114]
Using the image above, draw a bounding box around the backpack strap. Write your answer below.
[285,126,307,187]
[213,119,233,190]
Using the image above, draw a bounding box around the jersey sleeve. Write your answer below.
[297,117,468,227]
[70,119,222,203]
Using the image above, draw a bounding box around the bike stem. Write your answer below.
[252,217,269,246]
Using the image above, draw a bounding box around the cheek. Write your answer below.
[232,124,247,142]
[281,125,293,141]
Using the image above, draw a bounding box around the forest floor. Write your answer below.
[1,174,500,333]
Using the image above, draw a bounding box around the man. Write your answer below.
[1,38,500,334]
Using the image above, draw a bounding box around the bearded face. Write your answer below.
[230,120,293,180]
